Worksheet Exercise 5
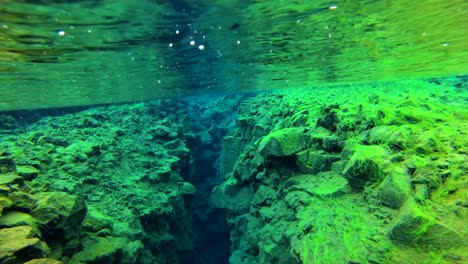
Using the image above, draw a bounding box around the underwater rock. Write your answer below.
[342,144,387,191]
[24,258,63,264]
[178,182,196,195]
[0,172,24,186]
[220,136,242,177]
[0,226,49,263]
[376,168,412,209]
[296,150,340,174]
[0,197,12,215]
[285,172,349,198]
[283,190,312,209]
[210,175,253,211]
[252,185,277,207]
[389,200,464,249]
[258,127,306,158]
[0,211,41,236]
[82,207,113,233]
[0,156,16,174]
[32,192,87,242]
[316,104,340,132]
[9,191,37,212]
[70,236,138,263]
[16,165,40,181]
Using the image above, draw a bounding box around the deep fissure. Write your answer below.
[180,122,231,264]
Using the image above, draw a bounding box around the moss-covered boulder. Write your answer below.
[82,207,113,233]
[258,128,306,158]
[210,175,253,211]
[0,211,41,236]
[0,172,24,186]
[0,156,16,174]
[31,192,87,241]
[389,200,464,249]
[9,191,37,212]
[375,168,412,209]
[0,226,49,263]
[70,236,141,264]
[0,197,12,215]
[24,258,63,264]
[296,150,340,174]
[252,185,277,207]
[285,172,349,198]
[342,145,387,190]
[16,165,40,181]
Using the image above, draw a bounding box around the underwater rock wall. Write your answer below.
[0,78,466,264]
[0,95,245,264]
[211,79,467,264]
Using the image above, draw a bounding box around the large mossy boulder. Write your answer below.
[82,207,113,233]
[375,168,412,209]
[0,197,12,215]
[285,172,349,198]
[389,200,464,249]
[0,211,41,236]
[210,175,253,211]
[31,192,87,241]
[0,156,16,174]
[296,150,340,174]
[0,226,49,263]
[342,144,388,190]
[258,128,306,158]
[70,236,142,264]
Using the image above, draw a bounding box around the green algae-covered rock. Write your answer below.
[252,185,277,207]
[179,182,196,195]
[0,197,12,215]
[296,150,340,174]
[0,156,16,174]
[258,127,306,157]
[70,236,139,264]
[32,192,87,241]
[9,191,37,212]
[220,136,242,176]
[0,172,24,186]
[24,258,64,264]
[0,226,49,263]
[0,211,41,236]
[389,200,464,249]
[210,175,253,211]
[342,145,387,190]
[285,172,349,198]
[376,168,412,209]
[82,207,113,233]
[16,165,40,181]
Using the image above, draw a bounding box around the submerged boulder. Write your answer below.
[70,236,140,264]
[258,127,306,158]
[31,192,87,241]
[285,172,349,198]
[0,156,16,174]
[376,168,412,209]
[342,144,387,190]
[0,226,49,263]
[389,200,464,249]
[210,175,253,211]
[296,150,340,174]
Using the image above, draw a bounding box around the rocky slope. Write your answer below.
[0,95,244,264]
[212,79,467,264]
[0,78,466,264]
